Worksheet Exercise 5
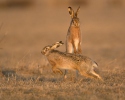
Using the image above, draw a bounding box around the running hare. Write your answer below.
[66,6,82,54]
[41,41,103,81]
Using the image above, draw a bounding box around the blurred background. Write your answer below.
[0,0,125,69]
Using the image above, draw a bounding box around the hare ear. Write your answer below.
[75,6,80,17]
[68,7,74,18]
[55,41,64,48]
[59,41,64,45]
[51,41,64,49]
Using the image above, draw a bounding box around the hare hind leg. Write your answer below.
[79,70,103,81]
[79,71,92,79]
[90,71,103,81]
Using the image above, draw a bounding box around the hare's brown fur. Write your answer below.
[66,6,82,54]
[41,41,103,81]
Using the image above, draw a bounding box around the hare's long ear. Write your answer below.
[68,7,74,18]
[51,41,64,49]
[75,6,80,17]
[55,41,64,48]
[59,41,64,45]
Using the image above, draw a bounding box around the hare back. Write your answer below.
[47,50,78,70]
[46,50,96,70]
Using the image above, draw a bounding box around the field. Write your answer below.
[0,0,125,100]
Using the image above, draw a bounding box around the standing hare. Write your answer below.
[41,41,103,81]
[66,6,82,54]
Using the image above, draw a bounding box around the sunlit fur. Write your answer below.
[41,41,103,81]
[66,6,82,54]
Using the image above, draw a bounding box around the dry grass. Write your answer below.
[0,0,125,100]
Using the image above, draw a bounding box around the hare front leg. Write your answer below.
[73,39,80,54]
[52,66,63,75]
[49,60,63,75]
[66,42,73,53]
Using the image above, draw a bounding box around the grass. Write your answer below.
[0,56,125,100]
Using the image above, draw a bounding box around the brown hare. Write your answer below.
[66,6,82,54]
[41,41,103,81]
